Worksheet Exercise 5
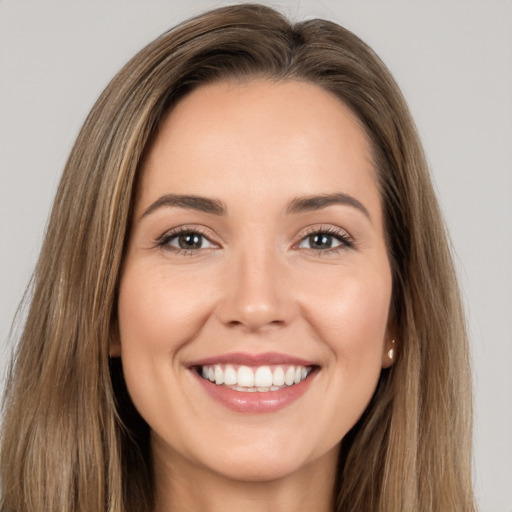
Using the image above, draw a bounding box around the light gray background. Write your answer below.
[1,1,511,511]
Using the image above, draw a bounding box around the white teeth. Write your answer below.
[254,366,273,387]
[272,367,285,386]
[199,363,312,391]
[214,365,224,385]
[232,385,257,392]
[284,367,295,386]
[237,366,255,387]
[224,365,237,385]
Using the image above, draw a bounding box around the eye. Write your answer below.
[157,228,217,254]
[170,232,212,250]
[297,228,353,252]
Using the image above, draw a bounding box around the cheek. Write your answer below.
[302,263,392,349]
[118,262,216,353]
[116,261,223,430]
[304,269,391,438]
[301,265,391,398]
[116,262,220,410]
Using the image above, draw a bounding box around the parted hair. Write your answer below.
[1,4,475,511]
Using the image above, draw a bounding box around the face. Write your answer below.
[116,79,395,483]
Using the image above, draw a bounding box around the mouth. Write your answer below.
[187,352,320,413]
[194,363,316,392]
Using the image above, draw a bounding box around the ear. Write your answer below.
[381,321,398,369]
[109,339,122,358]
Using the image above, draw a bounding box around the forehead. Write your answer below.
[138,79,380,219]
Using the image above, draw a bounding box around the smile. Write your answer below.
[188,353,319,413]
[198,364,313,392]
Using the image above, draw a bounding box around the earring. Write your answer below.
[109,342,121,358]
[388,339,396,360]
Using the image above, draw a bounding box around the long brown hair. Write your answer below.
[1,4,475,511]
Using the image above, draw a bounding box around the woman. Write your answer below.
[0,4,475,511]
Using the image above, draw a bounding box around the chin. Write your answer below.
[191,428,328,483]
[209,452,310,483]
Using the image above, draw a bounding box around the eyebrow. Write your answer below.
[141,194,226,218]
[286,193,371,220]
[141,192,370,220]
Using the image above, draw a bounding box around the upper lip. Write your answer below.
[187,351,317,368]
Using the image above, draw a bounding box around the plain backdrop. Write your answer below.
[1,1,511,511]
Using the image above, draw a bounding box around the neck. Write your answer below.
[152,443,338,512]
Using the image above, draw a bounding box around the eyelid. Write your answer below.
[154,225,221,253]
[293,224,354,252]
[153,223,354,256]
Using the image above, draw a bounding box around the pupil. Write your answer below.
[179,233,202,249]
[310,234,332,249]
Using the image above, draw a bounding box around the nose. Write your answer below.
[216,245,295,332]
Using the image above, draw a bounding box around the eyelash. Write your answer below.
[155,226,217,256]
[155,225,354,256]
[296,225,354,255]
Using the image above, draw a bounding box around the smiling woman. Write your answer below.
[117,80,395,505]
[0,4,475,512]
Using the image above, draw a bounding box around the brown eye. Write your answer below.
[297,228,353,252]
[176,233,204,250]
[161,230,215,252]
[307,234,335,249]
[299,232,345,250]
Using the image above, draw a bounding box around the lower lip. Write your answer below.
[191,370,317,413]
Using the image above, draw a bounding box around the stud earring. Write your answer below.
[109,342,121,358]
[388,339,396,360]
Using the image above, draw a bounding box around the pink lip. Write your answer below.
[188,352,319,414]
[187,351,316,367]
[192,373,316,413]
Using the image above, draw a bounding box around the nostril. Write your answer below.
[226,318,286,331]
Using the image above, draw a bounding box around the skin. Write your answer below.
[116,79,396,512]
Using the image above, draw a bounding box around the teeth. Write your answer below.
[224,365,237,385]
[254,366,273,387]
[198,364,312,391]
[214,365,224,385]
[237,366,255,387]
[284,366,295,386]
[272,366,285,386]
